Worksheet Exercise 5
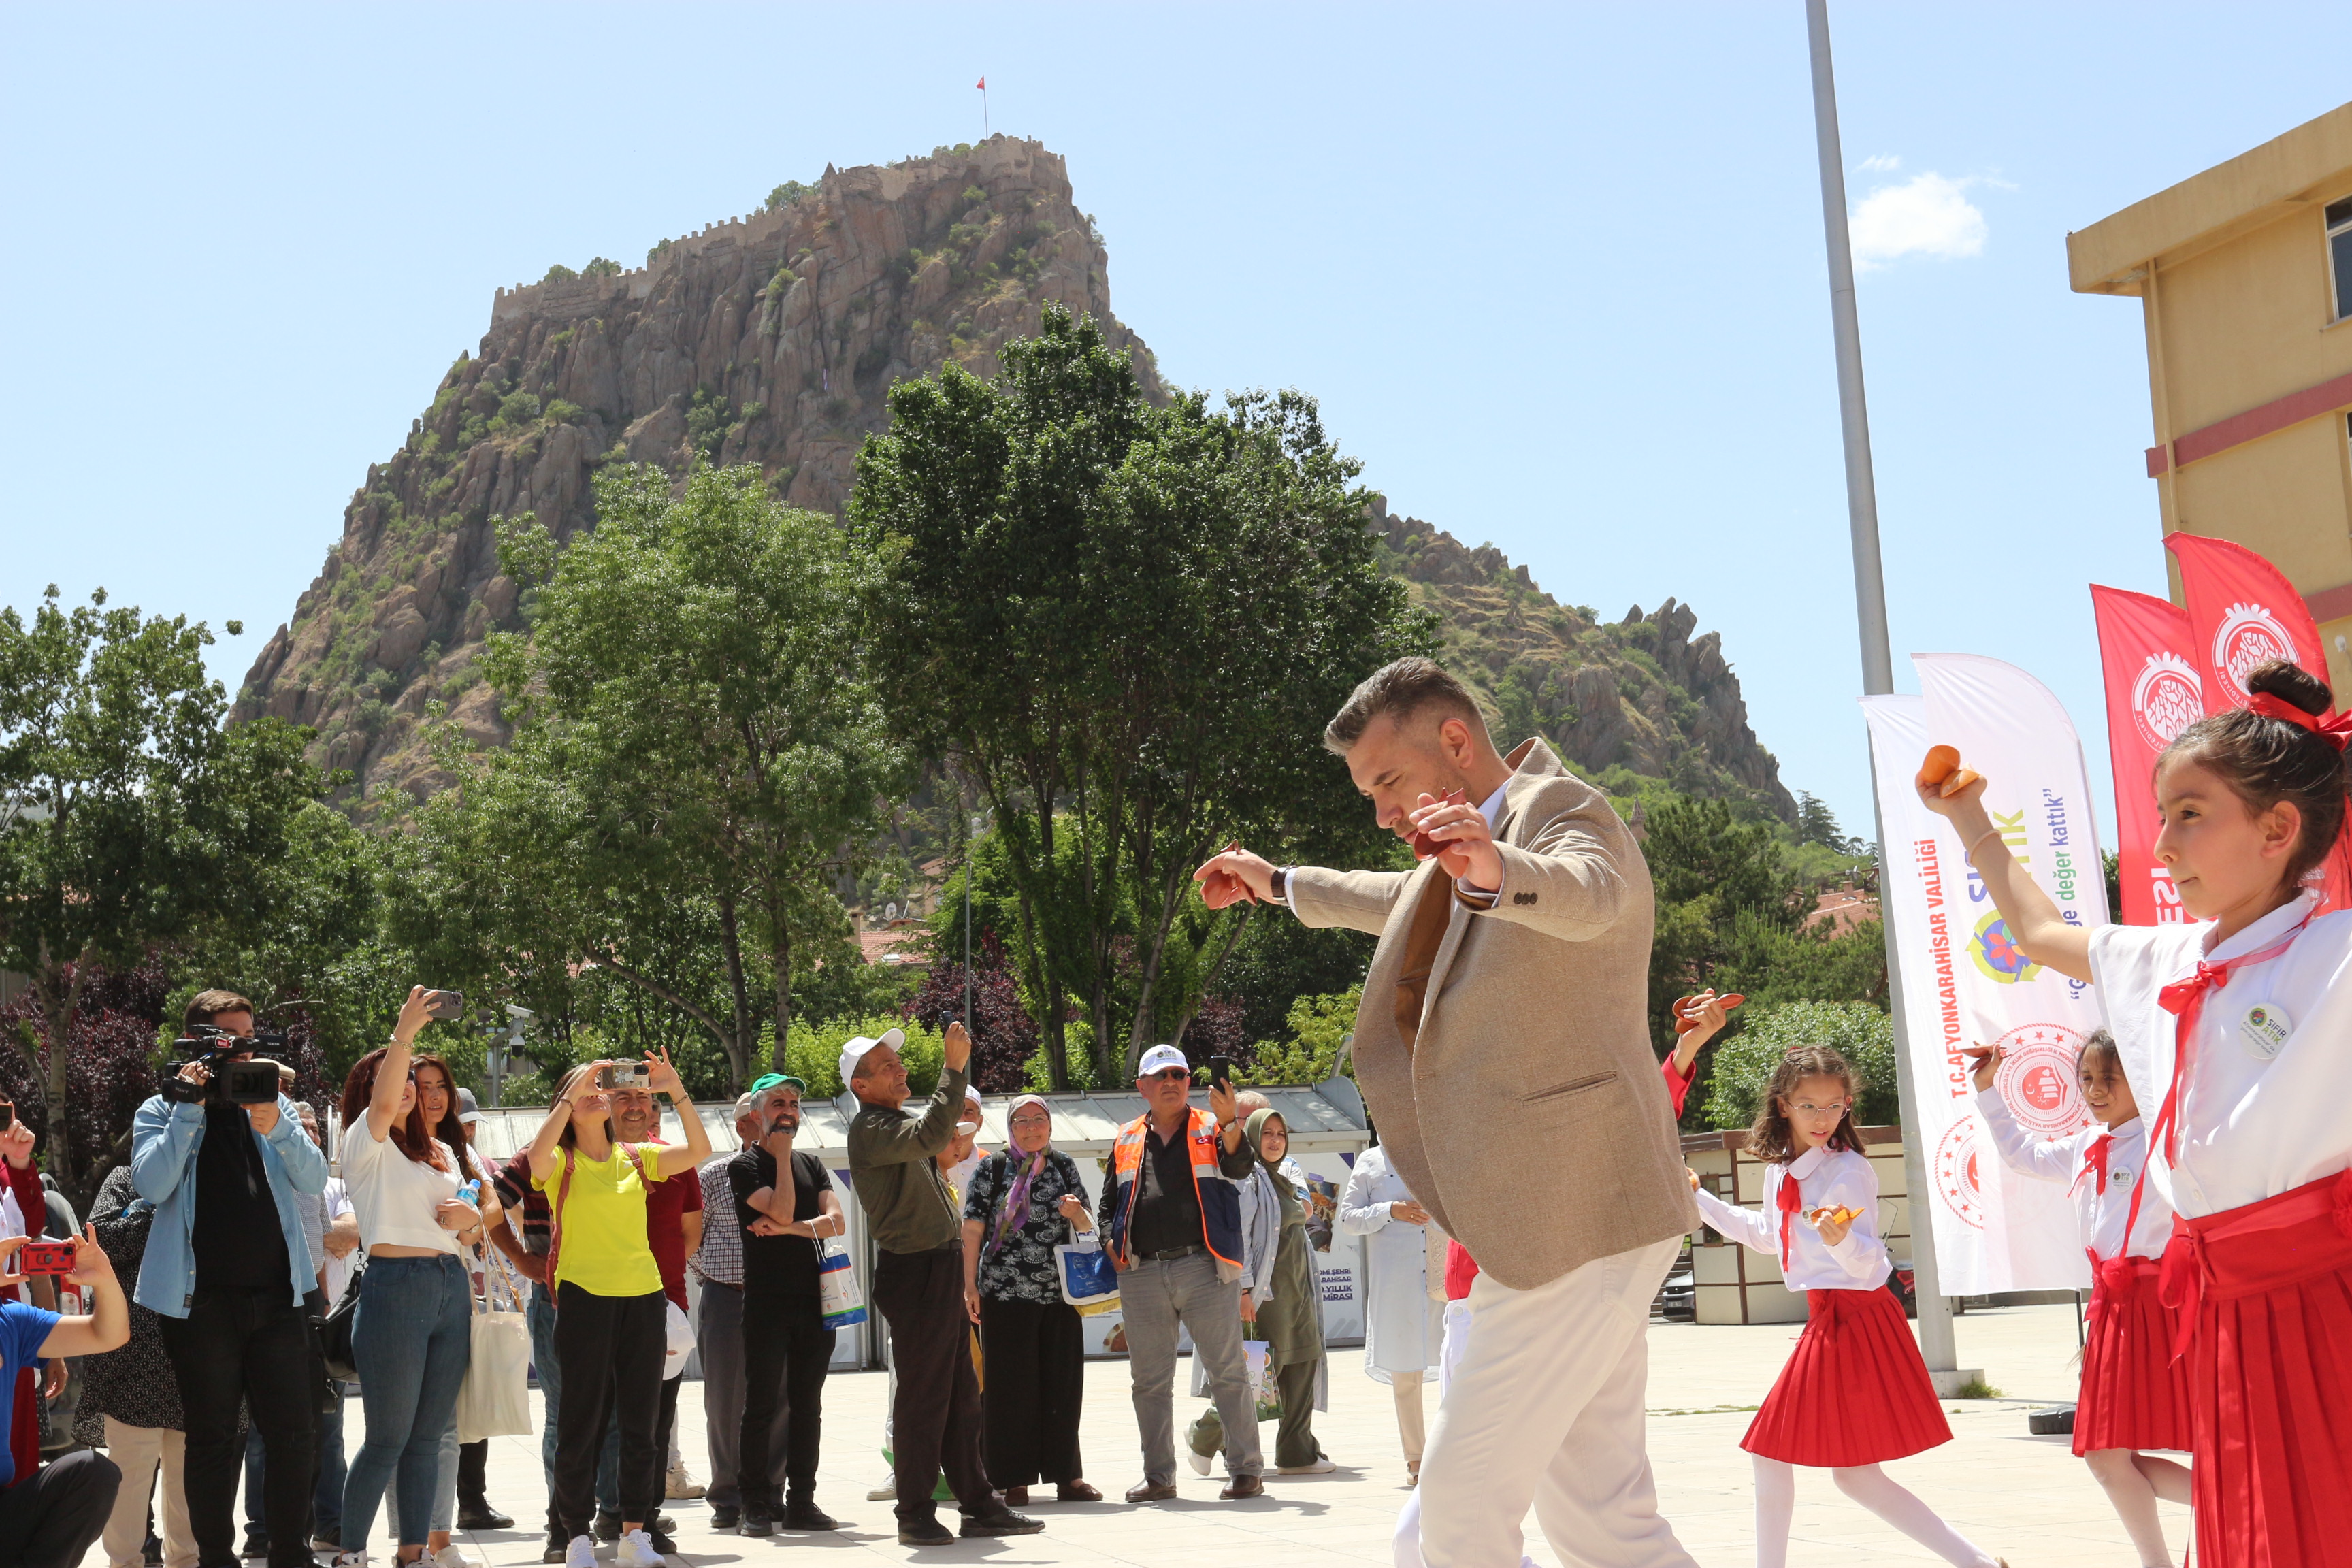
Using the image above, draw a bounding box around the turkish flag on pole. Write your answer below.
[975,76,985,89]
[2090,585,2200,925]
[2166,531,2328,706]
[2164,530,2352,911]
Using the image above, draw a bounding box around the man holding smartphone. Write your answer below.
[128,990,329,1568]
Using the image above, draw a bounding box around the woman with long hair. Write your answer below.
[380,1056,510,1567]
[325,990,482,1568]
[528,1051,708,1568]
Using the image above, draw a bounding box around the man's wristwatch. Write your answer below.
[1269,866,1291,904]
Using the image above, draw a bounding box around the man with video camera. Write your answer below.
[131,989,329,1568]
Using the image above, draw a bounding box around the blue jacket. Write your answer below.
[129,1094,328,1317]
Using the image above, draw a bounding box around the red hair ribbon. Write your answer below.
[2246,691,2352,751]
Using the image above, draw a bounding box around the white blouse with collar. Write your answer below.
[1691,1145,1891,1293]
[1974,1094,2170,1262]
[2087,888,2352,1219]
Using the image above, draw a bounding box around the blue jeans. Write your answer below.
[529,1284,619,1525]
[240,1381,347,1546]
[340,1255,470,1550]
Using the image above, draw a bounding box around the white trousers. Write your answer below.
[101,1418,196,1568]
[1414,1237,1694,1568]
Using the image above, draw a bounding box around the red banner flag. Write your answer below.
[975,76,985,90]
[2090,585,2200,925]
[2166,530,2328,706]
[2164,529,2351,911]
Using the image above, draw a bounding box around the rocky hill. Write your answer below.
[233,136,1792,821]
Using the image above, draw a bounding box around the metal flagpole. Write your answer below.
[1803,0,1963,1385]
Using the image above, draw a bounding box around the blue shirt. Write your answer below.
[0,1300,56,1486]
[129,1094,329,1318]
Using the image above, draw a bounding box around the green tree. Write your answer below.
[426,464,907,1090]
[0,587,324,1205]
[855,306,1431,1081]
[1701,1000,1899,1130]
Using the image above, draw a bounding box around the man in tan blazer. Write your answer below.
[1197,657,1700,1568]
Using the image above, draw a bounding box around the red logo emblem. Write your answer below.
[1991,1022,2093,1139]
[1933,1118,1985,1230]
[2130,652,2203,751]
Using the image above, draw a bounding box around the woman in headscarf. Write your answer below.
[1186,1107,1331,1475]
[958,1094,1101,1505]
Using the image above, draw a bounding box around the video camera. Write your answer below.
[161,1024,289,1107]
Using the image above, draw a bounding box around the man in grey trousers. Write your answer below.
[1098,1043,1267,1501]
[691,1094,791,1531]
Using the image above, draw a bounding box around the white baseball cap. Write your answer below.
[840,1027,907,1090]
[1137,1043,1191,1079]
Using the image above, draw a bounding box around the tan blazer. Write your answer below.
[1290,738,1697,1291]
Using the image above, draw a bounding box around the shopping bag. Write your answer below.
[662,1298,693,1380]
[1056,1243,1121,1316]
[818,1243,867,1330]
[1245,1340,1281,1422]
[455,1301,533,1441]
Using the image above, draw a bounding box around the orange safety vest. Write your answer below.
[1107,1107,1243,1270]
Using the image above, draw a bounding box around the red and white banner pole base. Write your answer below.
[1863,654,2106,1294]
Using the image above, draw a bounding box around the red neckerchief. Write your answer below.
[1776,1166,1804,1269]
[2151,915,2309,1162]
[2070,1132,2114,1198]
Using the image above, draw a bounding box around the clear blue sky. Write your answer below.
[6,3,2348,843]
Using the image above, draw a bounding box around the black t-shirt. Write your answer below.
[191,1103,291,1292]
[731,1147,832,1296]
[1126,1124,1205,1260]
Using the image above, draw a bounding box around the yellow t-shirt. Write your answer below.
[536,1143,666,1298]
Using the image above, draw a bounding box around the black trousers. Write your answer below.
[871,1247,989,1524]
[654,1373,680,1490]
[735,1292,834,1508]
[159,1286,318,1568]
[458,1437,489,1507]
[0,1446,119,1568]
[551,1284,665,1537]
[979,1295,1085,1487]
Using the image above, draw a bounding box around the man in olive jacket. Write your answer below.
[846,1022,1041,1547]
[1196,657,1699,1568]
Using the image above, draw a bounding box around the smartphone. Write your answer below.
[422,990,464,1021]
[221,1060,282,1105]
[18,1239,74,1277]
[0,1102,14,1133]
[938,1011,962,1034]
[1208,1055,1232,1092]
[598,1063,651,1091]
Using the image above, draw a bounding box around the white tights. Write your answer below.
[2082,1448,2192,1567]
[1751,1457,1997,1568]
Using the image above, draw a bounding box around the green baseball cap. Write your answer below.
[749,1073,807,1096]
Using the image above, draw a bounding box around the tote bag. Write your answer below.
[455,1241,533,1441]
[1056,1243,1120,1315]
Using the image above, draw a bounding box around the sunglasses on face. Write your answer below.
[1147,1068,1191,1083]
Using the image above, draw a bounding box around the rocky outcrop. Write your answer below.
[1372,501,1795,817]
[233,136,1160,807]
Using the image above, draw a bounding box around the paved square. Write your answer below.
[419,1303,2178,1568]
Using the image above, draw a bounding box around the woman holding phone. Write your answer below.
[528,1051,710,1568]
[328,988,480,1568]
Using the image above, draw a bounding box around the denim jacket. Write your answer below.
[129,1093,329,1317]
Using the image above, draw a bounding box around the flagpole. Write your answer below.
[1803,0,1967,1390]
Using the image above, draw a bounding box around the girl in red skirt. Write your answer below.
[1690,1047,2003,1568]
[1920,658,2352,1568]
[1974,1032,2190,1566]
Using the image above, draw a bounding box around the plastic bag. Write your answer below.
[1056,1243,1121,1315]
[819,1243,867,1330]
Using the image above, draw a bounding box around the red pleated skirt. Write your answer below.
[2074,1256,2192,1456]
[2168,1172,2352,1568]
[1741,1285,1951,1467]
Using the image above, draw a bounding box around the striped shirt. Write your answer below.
[689,1156,744,1286]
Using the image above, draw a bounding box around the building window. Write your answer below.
[2332,197,2352,321]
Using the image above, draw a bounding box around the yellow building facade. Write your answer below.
[2071,102,2352,691]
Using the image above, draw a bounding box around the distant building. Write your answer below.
[2070,102,2352,691]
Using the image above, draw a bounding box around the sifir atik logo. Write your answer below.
[1968,911,2042,985]
[2131,651,2204,751]
[2212,602,2294,701]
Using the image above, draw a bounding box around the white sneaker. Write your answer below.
[1186,1450,1212,1476]
[430,1548,487,1568]
[330,1554,367,1568]
[616,1528,666,1567]
[1277,1457,1338,1474]
[866,1471,897,1501]
[664,1460,706,1500]
[564,1535,599,1568]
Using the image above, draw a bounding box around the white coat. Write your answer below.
[1337,1144,1443,1382]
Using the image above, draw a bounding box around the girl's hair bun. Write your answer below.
[2244,658,2332,717]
